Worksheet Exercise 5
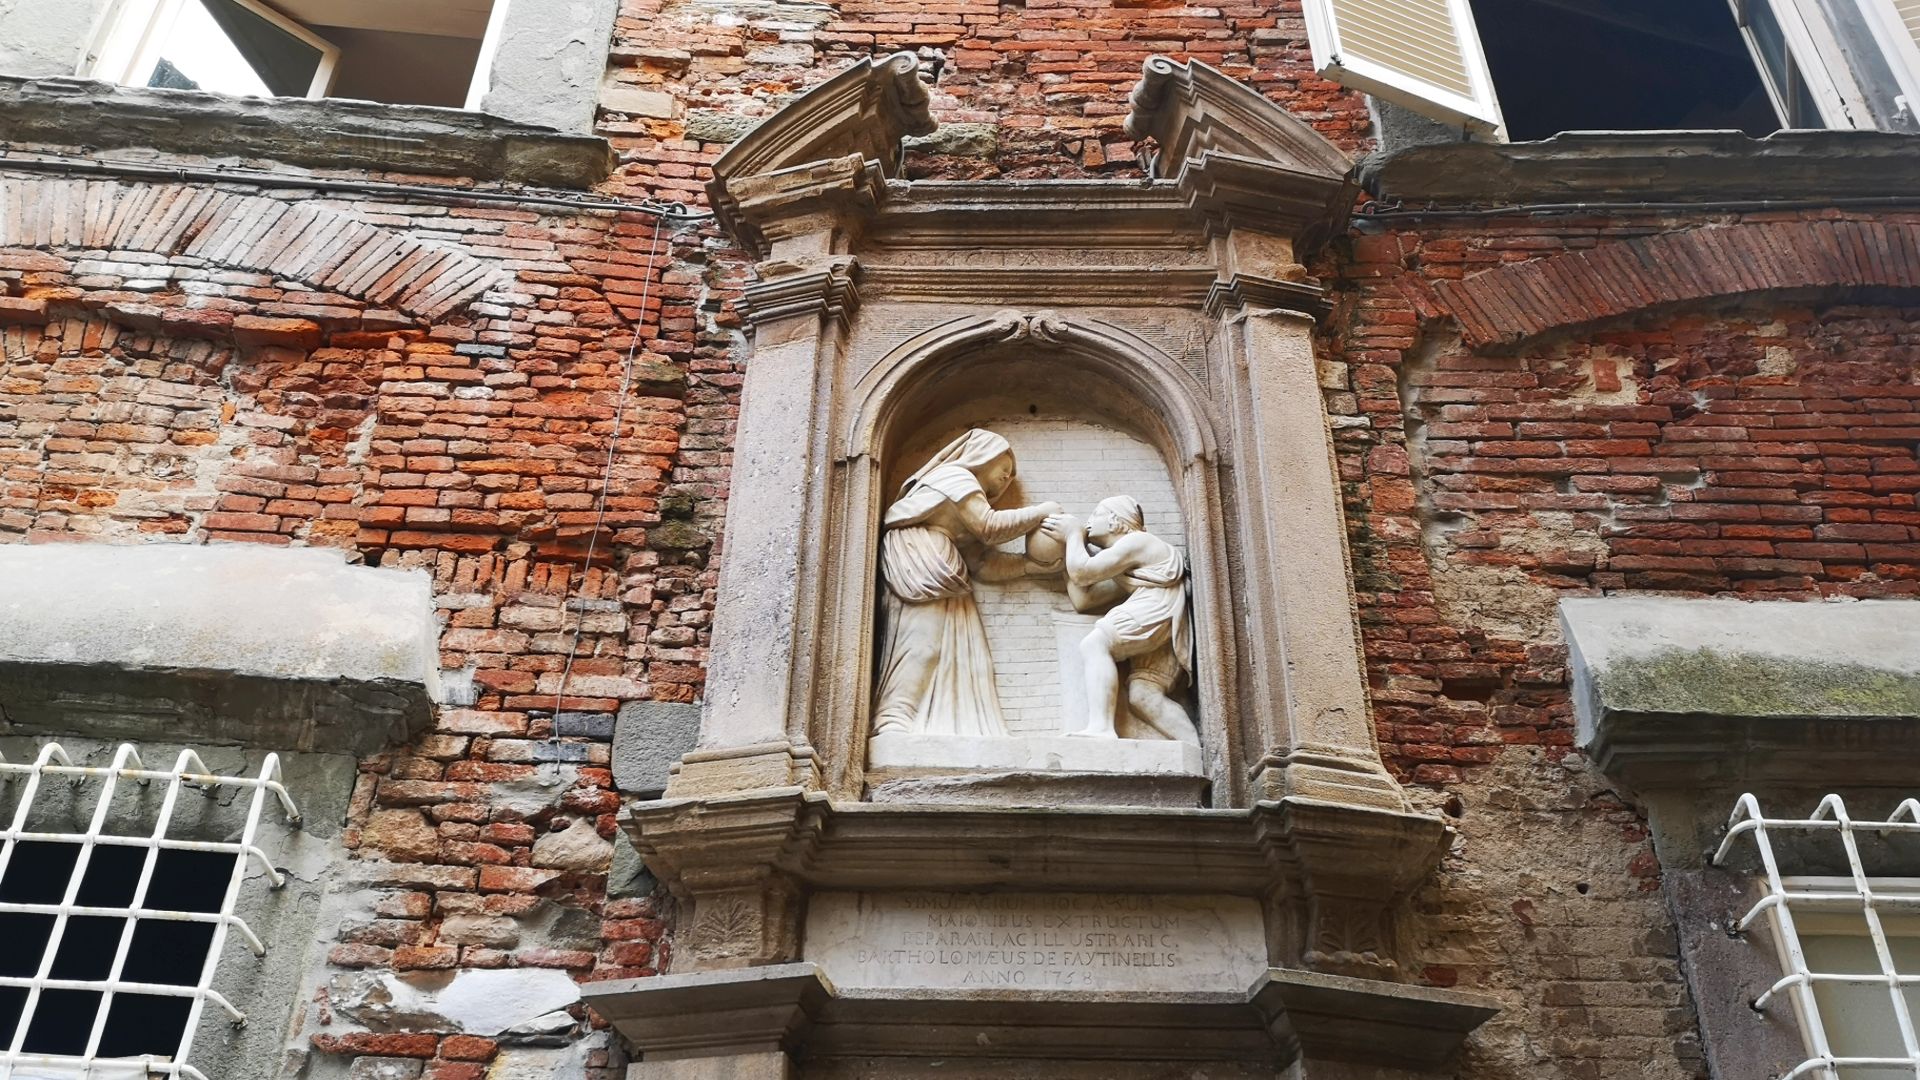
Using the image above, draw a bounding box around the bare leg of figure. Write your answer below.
[1071,627,1122,737]
[1127,680,1199,745]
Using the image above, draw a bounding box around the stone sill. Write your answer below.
[583,962,1500,1069]
[863,732,1206,807]
[1563,597,1920,789]
[0,77,615,189]
[1361,129,1920,207]
[627,789,1451,895]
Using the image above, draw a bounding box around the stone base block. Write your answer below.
[864,733,1206,807]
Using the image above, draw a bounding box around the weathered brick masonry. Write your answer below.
[2,0,1918,1075]
[1321,208,1920,1076]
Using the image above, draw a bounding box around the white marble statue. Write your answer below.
[1042,496,1198,744]
[873,429,1061,737]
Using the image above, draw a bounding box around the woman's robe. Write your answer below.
[872,463,1034,737]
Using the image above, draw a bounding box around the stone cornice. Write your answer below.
[740,258,861,328]
[1362,129,1920,207]
[584,960,1498,1069]
[1206,274,1328,318]
[1564,597,1920,790]
[0,77,613,189]
[622,790,1448,950]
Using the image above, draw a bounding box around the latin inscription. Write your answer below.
[804,892,1266,993]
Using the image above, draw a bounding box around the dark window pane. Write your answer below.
[50,915,128,981]
[99,993,195,1060]
[22,988,102,1055]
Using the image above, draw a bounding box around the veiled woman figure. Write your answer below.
[873,429,1060,737]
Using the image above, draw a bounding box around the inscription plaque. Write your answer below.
[804,892,1267,992]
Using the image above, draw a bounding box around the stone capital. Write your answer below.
[722,155,890,266]
[740,256,861,330]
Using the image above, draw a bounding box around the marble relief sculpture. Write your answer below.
[1045,496,1198,744]
[872,429,1061,737]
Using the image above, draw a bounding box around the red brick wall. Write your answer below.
[1322,209,1920,1077]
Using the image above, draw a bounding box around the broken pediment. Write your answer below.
[707,52,935,258]
[1125,57,1360,250]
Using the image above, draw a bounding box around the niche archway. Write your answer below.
[811,311,1239,804]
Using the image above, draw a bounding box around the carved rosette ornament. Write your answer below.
[585,53,1500,1080]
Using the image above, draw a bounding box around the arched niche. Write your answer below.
[814,312,1239,806]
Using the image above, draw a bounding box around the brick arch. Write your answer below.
[0,176,502,320]
[1433,219,1920,349]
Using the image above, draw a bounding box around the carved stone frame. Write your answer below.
[588,53,1499,1079]
[817,310,1238,799]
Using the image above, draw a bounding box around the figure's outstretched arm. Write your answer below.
[958,492,1058,546]
[976,550,1035,582]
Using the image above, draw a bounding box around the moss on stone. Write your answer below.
[1599,647,1920,719]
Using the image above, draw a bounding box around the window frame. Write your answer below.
[1730,0,1882,128]
[81,0,523,109]
[84,0,341,99]
[1715,794,1920,1080]
[1300,0,1920,139]
[1856,0,1920,119]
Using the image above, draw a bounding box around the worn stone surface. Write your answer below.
[0,77,614,187]
[804,892,1267,992]
[612,700,701,796]
[1563,596,1920,724]
[327,968,583,1036]
[0,544,440,752]
[533,819,615,871]
[0,542,438,685]
[0,0,112,77]
[481,0,623,133]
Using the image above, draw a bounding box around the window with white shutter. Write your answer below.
[1302,0,1506,134]
[1860,0,1920,120]
[1302,0,1920,140]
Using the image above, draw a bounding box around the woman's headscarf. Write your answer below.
[883,429,1014,528]
[897,429,1012,497]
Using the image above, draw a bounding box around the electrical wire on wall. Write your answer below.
[539,199,686,785]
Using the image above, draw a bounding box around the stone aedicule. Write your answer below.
[598,53,1492,1076]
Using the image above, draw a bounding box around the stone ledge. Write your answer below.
[0,543,441,754]
[0,77,614,189]
[863,733,1207,807]
[1362,129,1920,206]
[583,961,1498,1068]
[625,789,1451,976]
[1563,596,1920,787]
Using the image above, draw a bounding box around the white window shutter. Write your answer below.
[1863,0,1920,117]
[1302,0,1506,136]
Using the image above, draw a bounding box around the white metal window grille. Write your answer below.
[1714,794,1920,1080]
[0,743,301,1080]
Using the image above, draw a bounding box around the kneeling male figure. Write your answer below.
[1042,496,1197,744]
